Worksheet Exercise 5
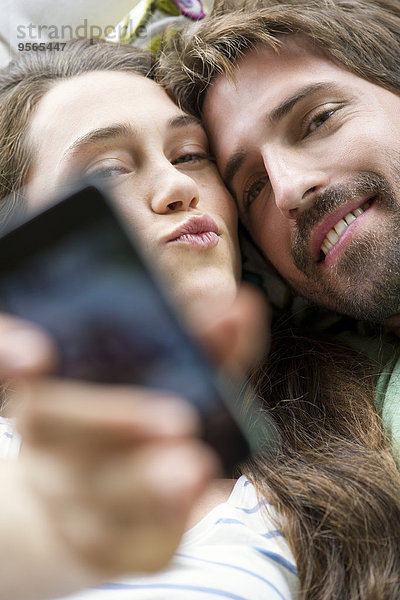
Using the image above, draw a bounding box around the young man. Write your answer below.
[161,0,400,326]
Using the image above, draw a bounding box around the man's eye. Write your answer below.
[243,177,268,210]
[309,109,335,132]
[173,152,215,165]
[303,107,337,137]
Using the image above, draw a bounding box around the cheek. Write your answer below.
[221,196,239,231]
[199,180,238,226]
[248,205,292,267]
[26,177,59,212]
[326,122,392,171]
[110,190,151,241]
[356,129,397,168]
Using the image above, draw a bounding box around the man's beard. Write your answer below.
[288,171,400,322]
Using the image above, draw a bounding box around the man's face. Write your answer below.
[203,37,400,323]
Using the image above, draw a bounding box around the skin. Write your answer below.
[203,36,400,324]
[27,70,240,324]
[0,285,268,600]
[0,70,270,599]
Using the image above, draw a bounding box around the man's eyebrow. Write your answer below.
[223,150,247,194]
[63,124,136,159]
[269,82,338,123]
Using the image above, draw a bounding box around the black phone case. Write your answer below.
[0,183,272,472]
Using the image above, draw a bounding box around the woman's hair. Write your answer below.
[243,328,400,600]
[2,32,400,599]
[158,0,400,117]
[0,38,154,203]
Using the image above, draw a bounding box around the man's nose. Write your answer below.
[263,147,329,219]
[150,163,199,214]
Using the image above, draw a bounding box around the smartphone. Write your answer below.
[0,183,272,472]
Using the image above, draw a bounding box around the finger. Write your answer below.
[22,438,219,574]
[0,313,58,377]
[84,441,219,573]
[195,284,272,372]
[17,379,202,448]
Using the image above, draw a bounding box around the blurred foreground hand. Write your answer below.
[0,283,271,599]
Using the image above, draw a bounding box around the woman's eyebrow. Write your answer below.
[63,124,135,160]
[63,117,203,161]
[167,114,203,131]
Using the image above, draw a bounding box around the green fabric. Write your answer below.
[107,0,209,51]
[375,345,400,463]
[341,331,400,463]
[157,0,181,16]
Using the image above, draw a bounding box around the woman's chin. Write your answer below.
[171,273,238,325]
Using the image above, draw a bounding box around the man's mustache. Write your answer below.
[293,172,392,256]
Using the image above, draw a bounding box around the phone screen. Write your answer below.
[0,184,271,471]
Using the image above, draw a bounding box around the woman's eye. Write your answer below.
[173,152,214,165]
[243,177,268,209]
[90,166,129,180]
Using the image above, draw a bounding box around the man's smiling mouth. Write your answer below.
[320,199,372,257]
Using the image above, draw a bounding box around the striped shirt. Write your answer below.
[59,477,298,600]
[0,418,298,599]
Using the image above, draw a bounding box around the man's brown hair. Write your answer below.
[159,0,400,117]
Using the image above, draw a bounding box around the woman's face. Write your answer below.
[26,71,240,321]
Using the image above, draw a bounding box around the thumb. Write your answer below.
[195,284,272,372]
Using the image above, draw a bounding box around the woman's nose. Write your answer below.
[150,165,199,214]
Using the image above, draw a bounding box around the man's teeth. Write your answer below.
[320,202,370,256]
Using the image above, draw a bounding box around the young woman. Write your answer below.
[1,36,400,600]
[0,38,296,600]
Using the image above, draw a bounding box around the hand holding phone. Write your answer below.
[0,183,275,472]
